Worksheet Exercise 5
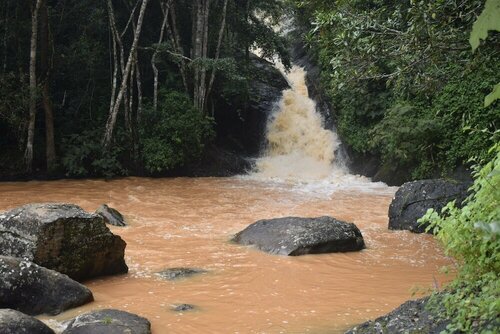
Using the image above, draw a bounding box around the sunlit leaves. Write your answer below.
[470,0,500,51]
[485,83,500,107]
[470,0,500,107]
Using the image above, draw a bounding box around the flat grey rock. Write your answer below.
[233,216,365,256]
[62,309,151,334]
[172,304,196,312]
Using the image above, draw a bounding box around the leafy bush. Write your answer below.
[421,143,500,333]
[0,72,29,149]
[61,128,126,178]
[140,90,214,174]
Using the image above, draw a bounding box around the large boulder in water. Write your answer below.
[233,216,365,256]
[0,256,93,316]
[0,203,128,281]
[62,309,151,334]
[388,179,470,233]
[0,309,55,334]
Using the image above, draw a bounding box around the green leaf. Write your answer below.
[470,0,500,51]
[484,83,500,107]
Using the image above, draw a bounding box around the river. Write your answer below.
[0,65,452,333]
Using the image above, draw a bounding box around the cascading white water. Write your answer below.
[246,59,392,194]
[254,65,346,181]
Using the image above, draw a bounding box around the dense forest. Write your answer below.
[0,0,291,178]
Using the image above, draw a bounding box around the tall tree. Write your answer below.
[24,0,43,173]
[103,0,149,149]
[40,0,56,172]
[151,0,173,112]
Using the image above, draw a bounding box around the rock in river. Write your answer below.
[0,309,55,334]
[62,309,151,334]
[0,203,128,281]
[0,256,93,316]
[156,267,208,281]
[95,204,127,227]
[388,179,470,233]
[345,296,450,334]
[171,304,196,312]
[233,216,365,256]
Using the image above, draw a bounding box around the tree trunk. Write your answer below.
[103,0,150,149]
[2,0,8,74]
[206,0,228,106]
[193,0,203,110]
[40,0,56,173]
[168,3,188,92]
[198,0,210,113]
[24,0,43,173]
[152,0,172,112]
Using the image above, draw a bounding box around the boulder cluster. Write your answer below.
[0,203,151,334]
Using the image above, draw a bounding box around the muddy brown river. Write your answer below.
[0,177,452,333]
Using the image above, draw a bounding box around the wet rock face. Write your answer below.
[95,204,126,227]
[233,216,365,256]
[0,256,93,316]
[388,179,470,233]
[0,309,55,334]
[62,309,151,334]
[156,268,208,281]
[183,145,252,177]
[345,297,450,334]
[214,54,290,157]
[0,203,128,281]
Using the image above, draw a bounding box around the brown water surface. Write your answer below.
[0,177,452,333]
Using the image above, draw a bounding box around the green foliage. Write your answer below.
[371,104,443,179]
[0,72,29,149]
[420,144,500,333]
[61,128,126,178]
[485,83,500,107]
[293,0,500,181]
[140,90,214,174]
[470,0,500,107]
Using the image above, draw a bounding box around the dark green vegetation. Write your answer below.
[293,0,499,181]
[421,144,499,333]
[0,0,290,178]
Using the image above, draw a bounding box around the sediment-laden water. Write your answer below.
[0,177,451,334]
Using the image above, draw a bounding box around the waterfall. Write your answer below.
[254,65,346,181]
